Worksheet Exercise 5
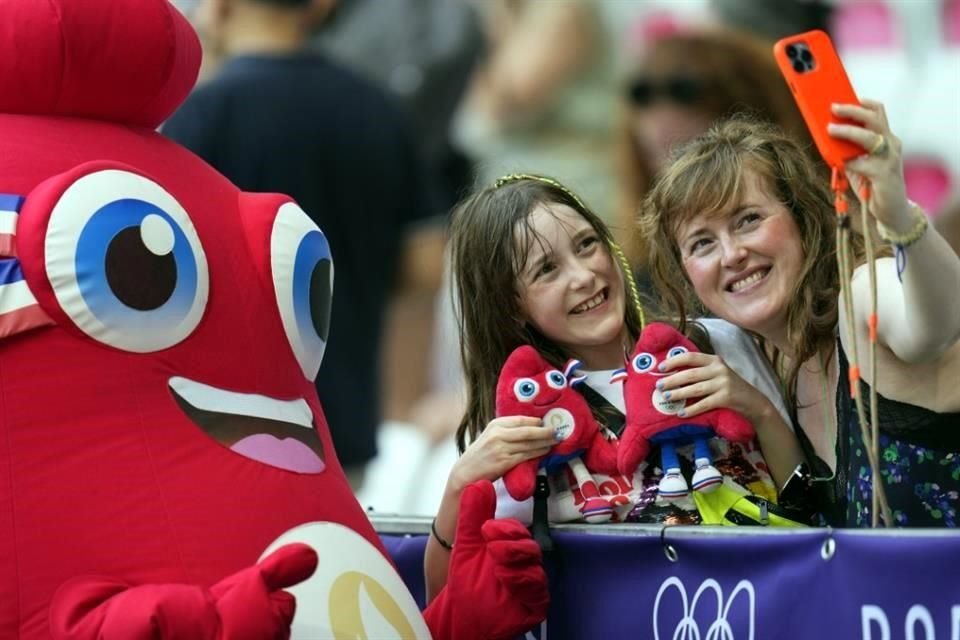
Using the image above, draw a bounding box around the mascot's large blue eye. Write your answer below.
[272,202,333,380]
[45,170,208,352]
[632,352,657,373]
[668,346,689,359]
[513,378,539,402]
[546,370,566,389]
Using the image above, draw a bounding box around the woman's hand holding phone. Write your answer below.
[774,30,912,230]
[828,101,913,233]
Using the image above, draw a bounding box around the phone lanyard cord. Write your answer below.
[831,166,892,527]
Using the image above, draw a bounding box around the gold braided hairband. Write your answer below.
[493,173,646,329]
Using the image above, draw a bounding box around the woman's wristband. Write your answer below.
[431,518,454,551]
[876,202,929,248]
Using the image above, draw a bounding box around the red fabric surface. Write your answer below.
[0,0,199,128]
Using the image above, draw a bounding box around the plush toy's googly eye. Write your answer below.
[44,169,208,352]
[632,352,657,373]
[513,378,540,402]
[546,370,566,389]
[271,203,333,381]
[668,346,689,359]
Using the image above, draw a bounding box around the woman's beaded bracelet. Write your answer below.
[876,202,929,248]
[431,518,454,551]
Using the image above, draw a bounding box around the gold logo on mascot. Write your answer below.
[261,521,430,639]
[329,571,417,639]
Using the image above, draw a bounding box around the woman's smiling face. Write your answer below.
[516,202,628,369]
[675,169,805,344]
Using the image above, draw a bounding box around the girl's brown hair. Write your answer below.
[449,176,644,452]
[640,116,862,407]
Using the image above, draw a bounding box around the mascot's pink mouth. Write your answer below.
[169,377,325,474]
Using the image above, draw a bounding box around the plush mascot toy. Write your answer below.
[496,346,619,523]
[0,1,547,638]
[613,323,755,499]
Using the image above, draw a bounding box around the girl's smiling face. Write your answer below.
[676,170,805,345]
[516,202,628,370]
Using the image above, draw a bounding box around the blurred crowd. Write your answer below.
[167,0,960,514]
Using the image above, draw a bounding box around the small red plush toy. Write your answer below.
[613,323,755,499]
[496,345,619,522]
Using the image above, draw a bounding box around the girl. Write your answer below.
[424,174,802,600]
[641,105,960,527]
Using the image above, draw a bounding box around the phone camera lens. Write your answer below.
[801,49,813,63]
[786,44,798,59]
[793,60,805,73]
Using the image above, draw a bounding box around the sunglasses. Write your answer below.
[626,76,707,107]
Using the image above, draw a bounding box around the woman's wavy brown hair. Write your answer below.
[449,176,645,453]
[639,116,863,407]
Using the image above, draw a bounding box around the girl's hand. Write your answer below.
[448,416,557,493]
[828,100,913,233]
[655,352,773,423]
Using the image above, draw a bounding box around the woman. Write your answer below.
[641,105,960,526]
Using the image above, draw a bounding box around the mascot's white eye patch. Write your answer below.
[271,202,333,381]
[44,169,208,352]
[546,370,566,389]
[632,352,657,373]
[667,346,689,359]
[513,377,540,402]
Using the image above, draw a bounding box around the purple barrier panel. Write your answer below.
[381,528,960,639]
[381,534,428,611]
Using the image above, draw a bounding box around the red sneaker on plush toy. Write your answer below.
[497,345,620,523]
[613,323,754,499]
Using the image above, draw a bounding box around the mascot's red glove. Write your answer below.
[423,480,549,640]
[49,543,317,640]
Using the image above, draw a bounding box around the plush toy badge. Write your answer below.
[613,323,755,499]
[0,1,547,638]
[496,345,620,523]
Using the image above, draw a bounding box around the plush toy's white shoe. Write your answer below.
[658,468,689,500]
[691,457,723,493]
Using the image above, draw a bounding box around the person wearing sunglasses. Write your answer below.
[614,28,812,272]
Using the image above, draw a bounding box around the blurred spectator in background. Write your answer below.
[709,0,833,41]
[308,0,483,431]
[162,0,443,490]
[310,0,483,212]
[452,0,621,220]
[614,28,814,279]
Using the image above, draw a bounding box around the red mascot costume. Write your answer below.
[0,1,547,638]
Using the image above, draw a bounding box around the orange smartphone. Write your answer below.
[773,30,864,168]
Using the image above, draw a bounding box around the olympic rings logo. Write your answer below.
[653,576,756,640]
